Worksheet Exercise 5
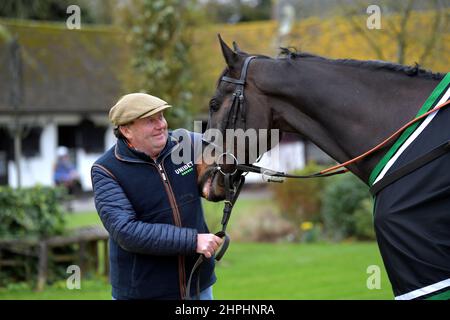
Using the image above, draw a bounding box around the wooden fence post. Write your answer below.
[36,241,48,291]
[103,239,109,276]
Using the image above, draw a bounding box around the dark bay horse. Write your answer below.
[197,37,449,299]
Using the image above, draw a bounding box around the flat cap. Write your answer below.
[109,93,172,126]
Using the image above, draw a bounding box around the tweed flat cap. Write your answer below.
[109,93,172,126]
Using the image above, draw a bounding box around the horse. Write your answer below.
[196,36,450,300]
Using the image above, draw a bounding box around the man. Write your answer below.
[91,93,222,300]
[54,146,80,192]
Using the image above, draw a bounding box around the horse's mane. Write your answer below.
[278,47,445,81]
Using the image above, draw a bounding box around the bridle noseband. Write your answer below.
[220,55,257,131]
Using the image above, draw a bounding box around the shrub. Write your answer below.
[230,210,297,242]
[320,174,375,241]
[354,198,376,240]
[300,221,323,243]
[271,162,327,228]
[0,185,70,287]
[0,185,68,239]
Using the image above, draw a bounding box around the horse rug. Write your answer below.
[370,73,450,300]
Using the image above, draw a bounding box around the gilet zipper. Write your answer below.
[156,162,187,299]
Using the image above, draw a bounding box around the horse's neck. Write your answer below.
[260,59,439,183]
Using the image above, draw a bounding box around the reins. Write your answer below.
[185,172,245,300]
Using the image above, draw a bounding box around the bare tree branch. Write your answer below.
[395,0,415,64]
[338,0,386,60]
[418,0,445,66]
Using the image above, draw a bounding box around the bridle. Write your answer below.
[220,55,256,132]
[205,55,349,185]
[185,55,450,300]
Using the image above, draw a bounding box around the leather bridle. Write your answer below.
[220,55,257,132]
[205,55,348,184]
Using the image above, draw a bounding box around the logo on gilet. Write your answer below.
[175,161,194,176]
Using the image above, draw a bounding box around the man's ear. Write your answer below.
[218,34,239,68]
[119,125,132,140]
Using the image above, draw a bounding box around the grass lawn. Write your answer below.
[214,242,393,300]
[0,242,393,300]
[0,197,393,299]
[65,211,103,229]
[63,197,277,231]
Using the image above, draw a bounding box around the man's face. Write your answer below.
[121,111,169,158]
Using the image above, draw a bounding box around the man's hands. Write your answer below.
[196,234,223,258]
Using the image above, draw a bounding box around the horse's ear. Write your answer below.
[218,34,238,67]
[232,41,246,55]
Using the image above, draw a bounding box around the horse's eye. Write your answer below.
[209,98,220,112]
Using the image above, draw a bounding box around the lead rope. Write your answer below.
[185,174,245,300]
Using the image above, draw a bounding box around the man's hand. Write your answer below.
[196,234,223,258]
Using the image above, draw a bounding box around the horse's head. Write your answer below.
[197,36,277,201]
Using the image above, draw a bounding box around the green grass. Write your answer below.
[202,198,277,232]
[0,242,393,300]
[62,198,276,231]
[64,211,102,230]
[214,242,393,300]
[0,278,112,300]
[0,198,393,299]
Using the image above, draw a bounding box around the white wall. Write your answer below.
[74,127,115,191]
[244,141,305,183]
[8,122,57,188]
[105,125,116,150]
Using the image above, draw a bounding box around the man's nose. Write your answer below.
[154,118,165,129]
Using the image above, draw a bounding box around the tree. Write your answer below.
[339,0,449,66]
[116,0,203,128]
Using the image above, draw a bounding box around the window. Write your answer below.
[58,125,78,149]
[22,127,42,158]
[58,120,106,154]
[79,119,106,153]
[0,128,13,161]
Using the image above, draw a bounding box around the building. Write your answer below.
[0,19,335,190]
[0,20,130,190]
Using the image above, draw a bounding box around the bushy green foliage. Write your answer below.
[0,186,70,287]
[0,185,67,239]
[271,162,326,228]
[320,174,375,241]
[353,198,376,240]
